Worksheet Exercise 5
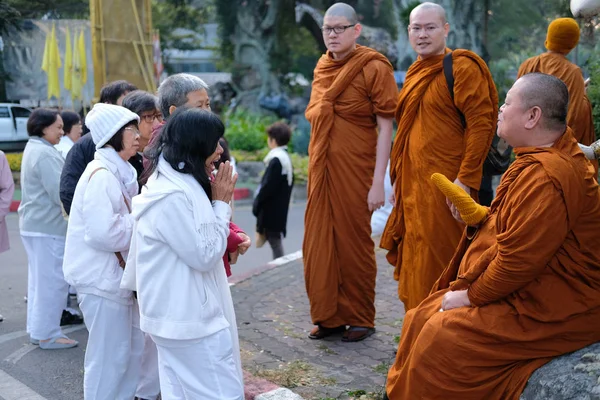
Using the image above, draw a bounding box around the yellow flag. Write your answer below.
[64,27,72,92]
[71,30,82,100]
[78,30,87,84]
[42,24,61,100]
[41,30,50,72]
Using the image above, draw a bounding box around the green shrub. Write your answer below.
[5,152,22,172]
[223,109,277,152]
[587,52,600,140]
[290,153,309,185]
[231,148,269,162]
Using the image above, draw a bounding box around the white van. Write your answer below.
[0,103,32,151]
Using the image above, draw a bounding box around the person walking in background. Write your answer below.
[125,108,244,399]
[60,80,137,215]
[19,109,78,349]
[63,103,144,399]
[381,2,498,311]
[0,150,15,322]
[253,122,294,260]
[55,111,82,159]
[303,2,397,342]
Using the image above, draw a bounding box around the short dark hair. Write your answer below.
[27,108,60,137]
[121,90,159,116]
[104,121,138,152]
[60,111,81,134]
[267,122,291,146]
[143,108,224,198]
[99,80,138,104]
[519,73,569,131]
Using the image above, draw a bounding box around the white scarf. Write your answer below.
[264,146,293,186]
[95,148,138,202]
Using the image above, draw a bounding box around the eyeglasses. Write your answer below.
[321,24,356,35]
[124,127,140,136]
[140,113,163,123]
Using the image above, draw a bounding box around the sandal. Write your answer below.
[308,324,346,340]
[39,336,78,350]
[342,326,376,342]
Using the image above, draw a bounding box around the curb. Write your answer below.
[229,251,303,286]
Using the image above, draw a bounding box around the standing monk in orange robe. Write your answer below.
[380,2,498,311]
[518,18,595,146]
[303,2,397,342]
[384,73,600,400]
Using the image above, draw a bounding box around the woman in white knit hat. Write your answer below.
[63,103,144,400]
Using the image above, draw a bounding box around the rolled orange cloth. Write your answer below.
[431,173,488,226]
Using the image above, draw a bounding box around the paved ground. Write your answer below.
[233,249,404,400]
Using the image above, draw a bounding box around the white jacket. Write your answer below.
[123,157,235,341]
[63,151,137,305]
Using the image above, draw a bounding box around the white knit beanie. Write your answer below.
[86,103,140,150]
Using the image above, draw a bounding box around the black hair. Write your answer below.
[27,108,60,137]
[60,111,81,134]
[267,121,292,146]
[104,121,138,152]
[121,90,159,116]
[99,80,138,104]
[143,108,224,199]
[215,137,231,168]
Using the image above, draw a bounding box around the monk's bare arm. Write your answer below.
[467,172,569,306]
[454,59,497,190]
[368,116,393,210]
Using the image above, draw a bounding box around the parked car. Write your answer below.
[0,103,32,152]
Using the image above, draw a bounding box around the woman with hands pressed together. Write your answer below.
[123,108,244,399]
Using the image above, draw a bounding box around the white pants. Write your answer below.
[78,293,144,400]
[21,235,68,340]
[136,333,160,400]
[151,329,244,400]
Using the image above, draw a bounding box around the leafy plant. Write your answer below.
[290,153,309,185]
[587,52,600,139]
[5,152,22,172]
[223,109,277,152]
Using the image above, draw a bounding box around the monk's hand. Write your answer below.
[441,289,471,311]
[585,78,590,94]
[368,181,385,212]
[431,173,488,226]
[389,181,397,205]
[237,232,251,255]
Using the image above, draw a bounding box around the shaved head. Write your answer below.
[324,2,358,25]
[410,2,447,24]
[517,73,569,131]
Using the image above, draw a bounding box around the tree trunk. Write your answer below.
[438,0,487,57]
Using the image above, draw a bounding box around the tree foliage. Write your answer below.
[152,0,214,51]
[0,0,87,35]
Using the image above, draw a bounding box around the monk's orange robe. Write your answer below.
[386,129,600,400]
[303,45,397,328]
[518,53,595,145]
[381,49,498,310]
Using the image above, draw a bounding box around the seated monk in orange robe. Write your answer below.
[384,73,600,400]
[518,18,594,146]
[303,3,397,342]
[381,2,498,311]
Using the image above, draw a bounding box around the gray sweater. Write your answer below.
[18,137,67,236]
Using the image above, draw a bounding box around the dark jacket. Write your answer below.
[60,133,96,214]
[252,157,294,236]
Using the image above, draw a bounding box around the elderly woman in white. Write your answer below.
[63,103,144,400]
[122,108,243,399]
